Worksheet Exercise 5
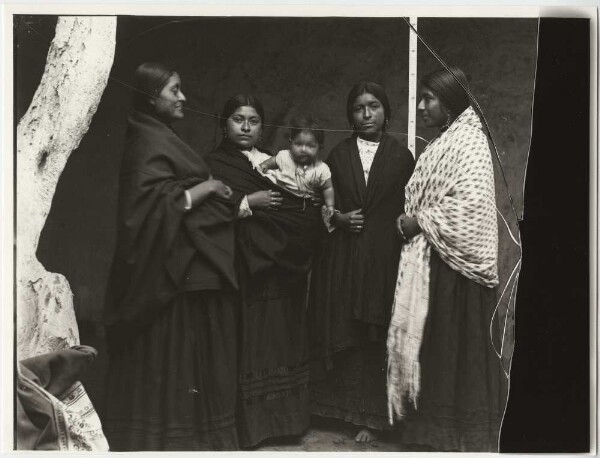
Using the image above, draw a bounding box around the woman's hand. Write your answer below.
[188,179,232,207]
[396,215,421,239]
[333,208,364,233]
[209,180,233,199]
[247,190,283,210]
[309,194,324,207]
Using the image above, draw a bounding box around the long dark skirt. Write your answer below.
[309,336,393,431]
[401,250,508,452]
[103,290,239,451]
[237,269,310,448]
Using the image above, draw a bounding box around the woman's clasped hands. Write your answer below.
[396,214,421,241]
[333,208,364,233]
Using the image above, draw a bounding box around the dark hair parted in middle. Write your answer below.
[289,116,325,146]
[346,81,392,128]
[133,62,175,112]
[420,66,471,117]
[220,94,266,128]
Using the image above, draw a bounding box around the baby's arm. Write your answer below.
[322,178,335,216]
[258,156,278,174]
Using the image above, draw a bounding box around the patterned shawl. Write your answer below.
[17,346,108,451]
[387,106,499,422]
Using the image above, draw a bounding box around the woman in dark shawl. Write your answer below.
[207,95,323,448]
[103,62,241,451]
[308,82,415,442]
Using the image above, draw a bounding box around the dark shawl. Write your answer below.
[207,139,325,276]
[309,134,415,351]
[104,111,241,329]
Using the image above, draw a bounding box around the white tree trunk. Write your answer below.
[16,16,116,360]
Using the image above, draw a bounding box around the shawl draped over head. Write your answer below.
[311,133,415,340]
[387,106,499,422]
[104,111,241,332]
[207,139,325,277]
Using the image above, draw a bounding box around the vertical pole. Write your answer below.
[407,17,418,158]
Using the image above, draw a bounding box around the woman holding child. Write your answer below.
[208,95,329,447]
[308,82,415,442]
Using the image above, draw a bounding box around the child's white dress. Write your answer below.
[270,149,331,199]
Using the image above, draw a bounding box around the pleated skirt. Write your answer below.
[401,250,508,452]
[103,290,239,451]
[237,269,310,448]
[309,337,394,431]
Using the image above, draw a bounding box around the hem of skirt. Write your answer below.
[105,424,239,451]
[401,417,501,452]
[240,417,309,448]
[310,400,393,431]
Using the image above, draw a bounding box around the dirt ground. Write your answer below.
[253,417,411,452]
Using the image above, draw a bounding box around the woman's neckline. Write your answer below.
[357,136,380,146]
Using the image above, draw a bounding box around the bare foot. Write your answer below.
[355,428,377,443]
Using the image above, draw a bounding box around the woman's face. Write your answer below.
[225,106,262,150]
[418,87,447,128]
[351,92,386,141]
[151,73,186,122]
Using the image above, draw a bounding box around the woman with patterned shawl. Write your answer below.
[307,82,415,442]
[103,63,242,451]
[207,95,324,448]
[387,67,508,452]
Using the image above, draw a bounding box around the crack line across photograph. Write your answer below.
[12,13,543,452]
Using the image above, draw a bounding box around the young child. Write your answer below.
[258,116,335,216]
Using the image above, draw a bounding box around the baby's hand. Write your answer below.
[324,206,336,219]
